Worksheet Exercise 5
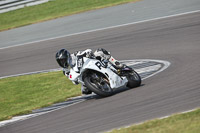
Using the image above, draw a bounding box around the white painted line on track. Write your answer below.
[0,99,86,127]
[123,61,145,66]
[0,10,200,50]
[136,64,161,74]
[122,59,171,80]
[0,68,61,79]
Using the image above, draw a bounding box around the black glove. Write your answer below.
[63,69,70,75]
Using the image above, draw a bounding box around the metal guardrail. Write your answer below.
[0,0,50,13]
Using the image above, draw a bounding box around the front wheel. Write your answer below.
[84,73,113,97]
[127,70,141,88]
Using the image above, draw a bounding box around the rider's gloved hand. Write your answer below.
[63,68,70,76]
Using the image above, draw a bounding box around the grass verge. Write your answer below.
[0,71,81,121]
[0,0,139,31]
[108,108,200,133]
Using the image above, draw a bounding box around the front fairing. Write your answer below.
[81,57,128,89]
[68,69,80,81]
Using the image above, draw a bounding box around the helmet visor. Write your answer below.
[57,58,68,68]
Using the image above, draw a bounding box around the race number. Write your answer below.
[95,61,106,70]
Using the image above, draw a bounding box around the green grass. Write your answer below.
[0,71,81,121]
[0,0,139,31]
[108,109,200,133]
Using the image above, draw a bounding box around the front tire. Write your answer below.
[127,70,141,88]
[84,73,113,97]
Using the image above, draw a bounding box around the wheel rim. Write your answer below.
[89,75,112,93]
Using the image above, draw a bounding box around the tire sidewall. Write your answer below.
[127,70,141,88]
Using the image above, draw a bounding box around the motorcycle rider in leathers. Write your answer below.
[55,48,125,95]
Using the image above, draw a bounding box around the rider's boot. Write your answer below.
[81,84,92,95]
[109,56,133,75]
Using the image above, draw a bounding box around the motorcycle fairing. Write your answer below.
[81,58,128,89]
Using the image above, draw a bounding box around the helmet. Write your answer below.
[55,49,72,68]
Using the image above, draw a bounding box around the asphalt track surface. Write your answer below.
[1,0,200,48]
[0,10,200,132]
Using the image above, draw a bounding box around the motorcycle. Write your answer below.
[66,57,141,97]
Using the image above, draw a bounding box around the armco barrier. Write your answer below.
[0,0,50,13]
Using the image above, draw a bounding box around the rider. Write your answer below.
[55,48,124,95]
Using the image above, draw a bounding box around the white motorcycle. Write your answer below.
[66,57,141,97]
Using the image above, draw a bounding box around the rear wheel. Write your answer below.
[127,70,141,88]
[84,72,113,97]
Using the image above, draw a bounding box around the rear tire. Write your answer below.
[127,70,141,88]
[84,73,113,97]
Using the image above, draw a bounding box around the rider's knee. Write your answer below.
[94,48,111,60]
